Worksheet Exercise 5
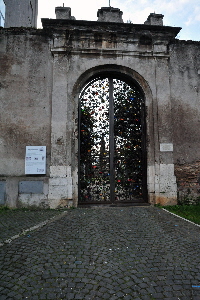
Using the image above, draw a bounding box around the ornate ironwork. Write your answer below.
[79,77,146,204]
[113,79,145,201]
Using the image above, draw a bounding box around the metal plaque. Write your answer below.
[19,181,44,194]
[0,181,6,205]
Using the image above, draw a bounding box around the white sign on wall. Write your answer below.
[160,143,173,152]
[25,146,46,175]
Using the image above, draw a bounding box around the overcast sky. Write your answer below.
[0,0,200,41]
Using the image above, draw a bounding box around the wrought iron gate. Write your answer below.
[79,77,147,204]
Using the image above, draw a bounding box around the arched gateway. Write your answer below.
[45,5,179,208]
[1,5,183,208]
[79,74,147,205]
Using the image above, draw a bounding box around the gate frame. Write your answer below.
[73,64,155,206]
[49,57,177,208]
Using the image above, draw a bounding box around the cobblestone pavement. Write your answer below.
[0,209,64,245]
[0,206,200,300]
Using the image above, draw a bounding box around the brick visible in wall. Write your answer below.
[175,161,200,195]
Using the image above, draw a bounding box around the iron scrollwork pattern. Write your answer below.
[79,77,146,203]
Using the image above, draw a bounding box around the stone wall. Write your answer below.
[0,28,52,207]
[175,161,200,201]
[169,40,200,201]
[0,17,200,208]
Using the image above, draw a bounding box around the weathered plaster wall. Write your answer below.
[169,41,200,199]
[0,28,53,207]
[1,19,200,208]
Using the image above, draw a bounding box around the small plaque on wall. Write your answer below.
[25,146,46,175]
[160,143,173,152]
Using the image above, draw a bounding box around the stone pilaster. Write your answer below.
[48,53,73,208]
[153,58,177,205]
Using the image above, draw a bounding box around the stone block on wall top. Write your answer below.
[97,7,123,23]
[55,7,75,20]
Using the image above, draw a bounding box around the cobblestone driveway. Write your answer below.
[0,207,200,299]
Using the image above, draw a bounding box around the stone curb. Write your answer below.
[0,210,68,247]
[162,208,200,227]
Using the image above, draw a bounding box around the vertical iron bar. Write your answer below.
[78,99,81,203]
[141,101,148,202]
[109,78,115,203]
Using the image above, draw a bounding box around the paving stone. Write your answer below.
[123,295,133,300]
[0,296,9,300]
[0,209,64,243]
[0,207,200,299]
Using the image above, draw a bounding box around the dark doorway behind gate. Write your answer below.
[79,76,147,205]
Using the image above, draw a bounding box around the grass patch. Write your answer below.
[0,206,10,213]
[164,204,200,225]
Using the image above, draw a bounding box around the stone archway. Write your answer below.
[49,62,177,208]
[68,64,156,207]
